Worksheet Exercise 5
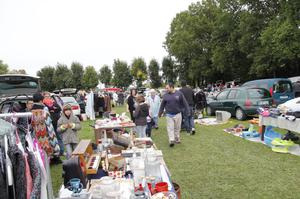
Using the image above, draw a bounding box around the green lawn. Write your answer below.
[51,105,300,198]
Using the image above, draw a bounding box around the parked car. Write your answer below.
[0,95,32,113]
[0,74,41,113]
[0,74,41,101]
[206,87,272,120]
[60,88,77,97]
[277,97,300,113]
[60,96,81,116]
[289,76,300,98]
[0,94,63,115]
[242,78,294,105]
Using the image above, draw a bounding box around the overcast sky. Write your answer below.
[0,0,198,76]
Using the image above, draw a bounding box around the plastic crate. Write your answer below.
[264,126,282,147]
[242,131,260,139]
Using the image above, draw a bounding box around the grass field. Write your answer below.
[50,105,300,198]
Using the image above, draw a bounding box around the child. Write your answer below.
[57,104,81,159]
[133,95,149,138]
[146,116,155,137]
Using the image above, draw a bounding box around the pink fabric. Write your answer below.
[33,138,45,166]
[24,154,33,199]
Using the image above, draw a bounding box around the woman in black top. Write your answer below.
[127,89,137,122]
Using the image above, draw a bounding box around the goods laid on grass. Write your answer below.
[223,109,300,156]
[58,116,179,199]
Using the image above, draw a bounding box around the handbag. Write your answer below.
[147,116,155,127]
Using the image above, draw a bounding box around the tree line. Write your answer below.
[164,0,300,86]
[35,57,177,91]
[1,57,179,91]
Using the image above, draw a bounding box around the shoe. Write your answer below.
[192,130,196,135]
[169,142,175,147]
[175,137,181,144]
[187,131,191,135]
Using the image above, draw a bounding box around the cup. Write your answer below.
[67,178,83,195]
[155,182,168,193]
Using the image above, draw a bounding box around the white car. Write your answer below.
[61,96,81,116]
[278,97,300,113]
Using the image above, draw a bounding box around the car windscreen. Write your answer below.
[243,82,269,90]
[273,81,293,93]
[0,80,38,94]
[247,88,271,99]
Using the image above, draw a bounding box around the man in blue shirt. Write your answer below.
[159,83,190,147]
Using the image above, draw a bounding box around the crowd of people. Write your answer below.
[17,92,83,164]
[12,84,206,164]
[127,81,207,148]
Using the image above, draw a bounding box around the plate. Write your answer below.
[152,192,177,199]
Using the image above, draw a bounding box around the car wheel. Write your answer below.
[235,107,246,120]
[206,106,214,116]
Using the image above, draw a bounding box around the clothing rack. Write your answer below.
[0,112,32,118]
[0,111,55,199]
[0,112,32,138]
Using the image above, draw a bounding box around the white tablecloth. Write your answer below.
[259,116,300,133]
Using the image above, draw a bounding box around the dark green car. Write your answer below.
[206,87,272,120]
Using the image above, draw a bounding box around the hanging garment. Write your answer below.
[31,110,53,157]
[86,91,95,120]
[44,152,54,199]
[33,138,45,168]
[4,135,15,199]
[27,151,41,199]
[94,93,101,113]
[8,144,26,199]
[104,95,112,112]
[0,146,8,199]
[34,146,48,199]
[16,115,28,148]
[44,116,60,157]
[24,153,33,199]
[15,129,32,199]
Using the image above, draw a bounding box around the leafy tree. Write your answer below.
[82,66,99,89]
[0,60,9,74]
[148,59,161,88]
[131,57,147,87]
[164,0,300,84]
[112,59,132,89]
[70,62,84,89]
[162,57,177,84]
[37,66,56,91]
[99,65,112,86]
[251,1,300,77]
[53,63,72,89]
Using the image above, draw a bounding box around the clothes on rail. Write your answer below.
[27,151,41,199]
[0,146,8,199]
[8,144,26,199]
[0,116,54,199]
[31,109,60,158]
